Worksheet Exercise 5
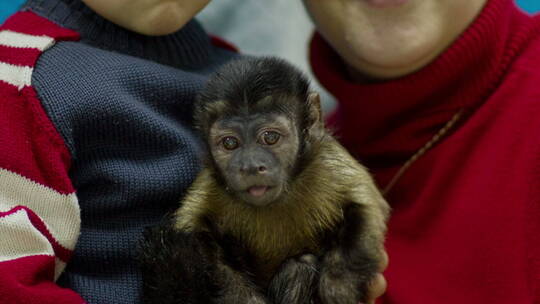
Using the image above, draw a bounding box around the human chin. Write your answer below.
[131,0,210,36]
[342,23,444,79]
[359,0,409,9]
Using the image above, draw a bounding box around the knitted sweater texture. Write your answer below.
[310,0,540,302]
[0,1,237,303]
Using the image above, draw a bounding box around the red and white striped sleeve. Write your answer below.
[0,12,86,303]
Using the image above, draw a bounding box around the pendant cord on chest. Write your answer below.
[383,109,465,195]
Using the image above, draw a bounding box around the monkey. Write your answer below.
[138,57,390,304]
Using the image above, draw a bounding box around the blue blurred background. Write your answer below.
[518,0,540,12]
[0,0,24,22]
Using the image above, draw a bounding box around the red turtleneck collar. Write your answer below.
[310,1,540,303]
[310,0,539,185]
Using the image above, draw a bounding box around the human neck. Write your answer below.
[346,0,489,80]
[310,0,538,174]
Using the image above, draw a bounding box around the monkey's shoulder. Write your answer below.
[307,135,389,217]
[304,136,372,191]
[173,168,226,231]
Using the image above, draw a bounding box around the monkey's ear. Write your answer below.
[306,92,325,139]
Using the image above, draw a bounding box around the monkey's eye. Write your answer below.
[222,136,239,150]
[261,131,281,145]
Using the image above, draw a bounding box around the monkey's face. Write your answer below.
[209,114,300,207]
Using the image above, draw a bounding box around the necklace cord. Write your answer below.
[383,109,465,195]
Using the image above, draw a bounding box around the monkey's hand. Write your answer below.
[267,254,319,304]
[318,205,387,304]
[139,220,270,304]
[138,223,220,304]
[318,250,388,304]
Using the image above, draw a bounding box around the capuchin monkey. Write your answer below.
[139,57,390,304]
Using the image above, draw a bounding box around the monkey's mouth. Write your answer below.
[236,184,280,206]
[247,185,272,197]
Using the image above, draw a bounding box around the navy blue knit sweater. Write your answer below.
[3,1,237,303]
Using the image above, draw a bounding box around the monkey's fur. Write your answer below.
[139,57,390,304]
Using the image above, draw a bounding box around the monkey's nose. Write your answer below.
[240,164,268,175]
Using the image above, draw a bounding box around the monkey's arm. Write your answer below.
[182,223,270,304]
[317,141,390,304]
[318,181,389,304]
[139,219,270,304]
[213,262,269,304]
[138,222,220,304]
[267,254,319,304]
[165,171,270,304]
[205,223,270,304]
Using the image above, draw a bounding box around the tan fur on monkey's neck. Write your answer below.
[174,134,376,274]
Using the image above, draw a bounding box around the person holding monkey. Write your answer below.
[5,0,538,304]
[0,0,387,304]
[304,0,540,303]
[0,0,238,303]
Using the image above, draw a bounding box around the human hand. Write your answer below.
[361,251,388,304]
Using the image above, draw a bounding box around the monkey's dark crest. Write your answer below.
[195,59,316,154]
[139,57,390,304]
[194,57,310,130]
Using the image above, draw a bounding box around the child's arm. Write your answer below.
[0,12,85,304]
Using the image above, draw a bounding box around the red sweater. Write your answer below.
[310,0,540,303]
